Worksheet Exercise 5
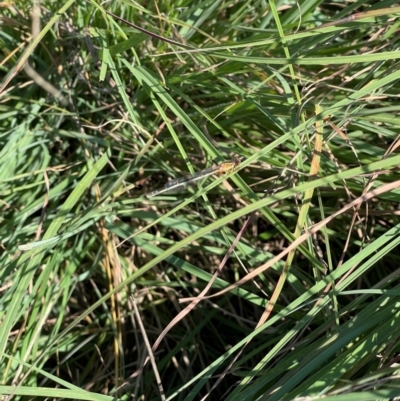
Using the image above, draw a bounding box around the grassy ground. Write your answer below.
[2,1,400,400]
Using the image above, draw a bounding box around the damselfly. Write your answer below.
[146,157,241,198]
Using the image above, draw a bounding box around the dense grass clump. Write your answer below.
[1,1,400,400]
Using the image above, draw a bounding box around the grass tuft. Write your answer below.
[1,1,400,400]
